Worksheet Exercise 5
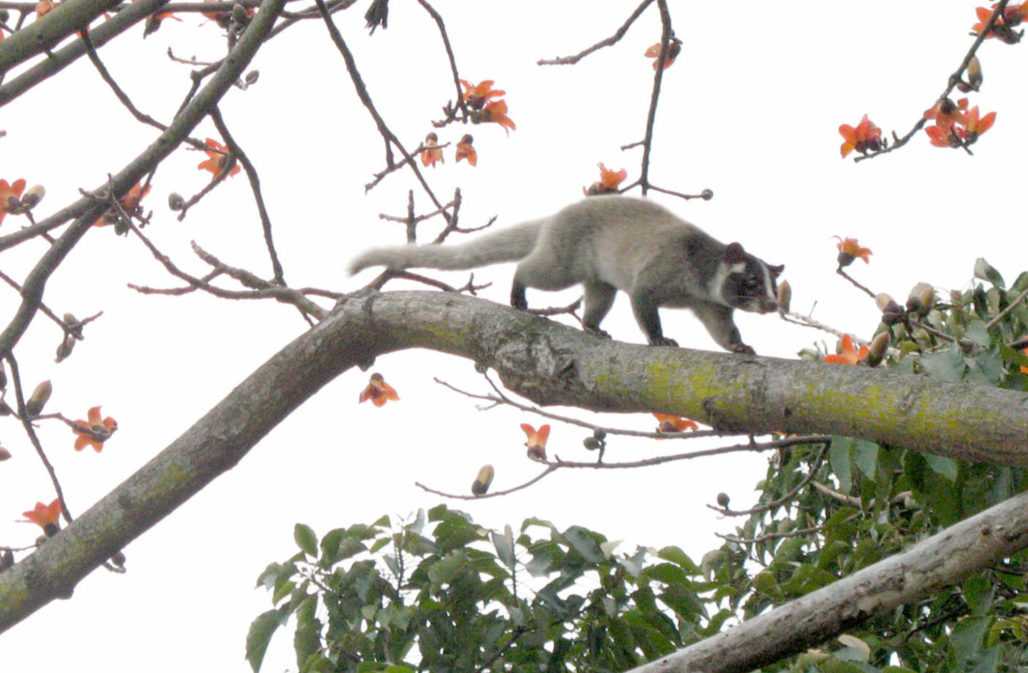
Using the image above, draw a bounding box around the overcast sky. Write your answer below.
[2,2,1025,671]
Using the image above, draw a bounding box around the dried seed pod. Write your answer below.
[906,283,935,317]
[776,280,792,314]
[471,464,494,496]
[25,380,53,417]
[866,331,890,367]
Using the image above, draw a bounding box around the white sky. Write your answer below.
[1,2,1025,671]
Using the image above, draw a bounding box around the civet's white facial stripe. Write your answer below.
[708,261,733,306]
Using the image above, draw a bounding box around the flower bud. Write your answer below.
[25,380,52,417]
[56,335,75,363]
[875,293,904,325]
[966,55,983,90]
[11,185,45,213]
[906,283,935,317]
[471,464,494,496]
[168,193,185,211]
[776,280,792,315]
[110,550,127,567]
[866,331,890,367]
[0,446,11,461]
[700,188,714,201]
[716,492,730,509]
[245,70,260,86]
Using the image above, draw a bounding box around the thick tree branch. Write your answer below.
[626,488,1028,673]
[0,290,1025,630]
[0,0,122,75]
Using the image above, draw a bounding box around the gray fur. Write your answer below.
[348,196,783,353]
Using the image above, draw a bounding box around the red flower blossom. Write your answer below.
[0,178,27,226]
[455,134,477,166]
[823,335,869,366]
[838,115,882,158]
[645,39,682,70]
[72,406,118,452]
[834,237,872,266]
[22,499,62,536]
[480,100,516,133]
[420,132,444,168]
[197,138,241,178]
[653,413,699,433]
[359,373,399,407]
[459,79,505,109]
[521,423,550,460]
[94,182,151,227]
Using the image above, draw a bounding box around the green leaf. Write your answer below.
[272,579,295,605]
[563,526,605,563]
[950,615,989,664]
[294,596,321,671]
[923,454,958,482]
[974,258,1005,288]
[919,347,966,382]
[852,440,879,480]
[246,608,287,673]
[830,436,854,493]
[656,546,700,574]
[491,525,516,569]
[427,550,466,586]
[294,523,318,558]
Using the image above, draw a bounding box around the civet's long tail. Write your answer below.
[347,219,544,274]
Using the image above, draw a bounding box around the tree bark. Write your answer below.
[626,488,1028,673]
[1,290,1026,631]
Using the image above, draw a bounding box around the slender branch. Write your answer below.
[537,0,654,65]
[415,0,468,123]
[210,107,286,284]
[986,285,1028,330]
[710,442,831,517]
[854,0,1011,163]
[637,0,672,196]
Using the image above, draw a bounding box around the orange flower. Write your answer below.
[1020,347,1028,375]
[459,79,505,109]
[963,106,996,141]
[644,39,682,70]
[420,132,444,168]
[22,499,62,536]
[359,373,399,407]
[653,413,699,433]
[925,124,962,148]
[923,97,968,131]
[838,115,882,158]
[972,4,1028,40]
[455,134,477,166]
[480,100,516,133]
[521,423,550,460]
[823,335,869,366]
[0,178,27,226]
[203,0,253,26]
[197,138,241,178]
[834,236,872,266]
[72,406,118,452]
[584,163,628,196]
[36,0,54,17]
[94,182,151,227]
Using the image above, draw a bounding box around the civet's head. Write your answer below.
[719,242,784,314]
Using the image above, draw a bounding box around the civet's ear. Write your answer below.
[769,264,785,277]
[724,242,746,264]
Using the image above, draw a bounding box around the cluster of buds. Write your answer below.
[582,428,606,452]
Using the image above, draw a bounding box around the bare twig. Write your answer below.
[537,0,654,65]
